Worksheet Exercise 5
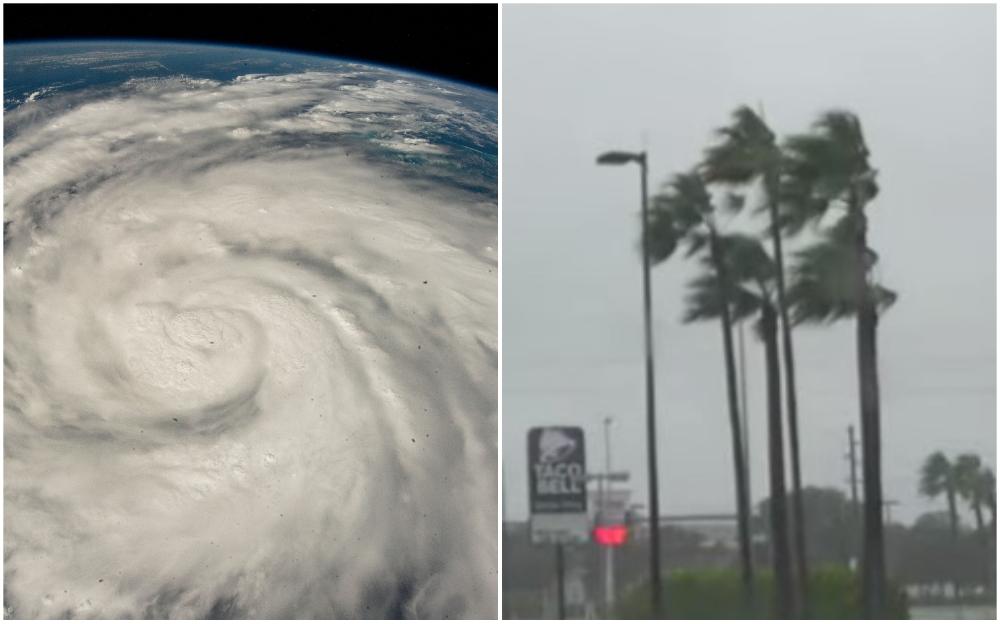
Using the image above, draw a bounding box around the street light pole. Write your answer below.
[637,153,663,615]
[596,150,662,615]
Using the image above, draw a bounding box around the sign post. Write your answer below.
[555,541,566,619]
[528,426,588,618]
[593,487,631,615]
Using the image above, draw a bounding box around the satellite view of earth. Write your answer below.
[3,41,497,619]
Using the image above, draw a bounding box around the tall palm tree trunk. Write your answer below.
[946,487,959,539]
[945,486,964,602]
[766,187,808,616]
[984,492,997,591]
[853,207,887,618]
[988,492,997,534]
[710,233,756,612]
[972,498,985,536]
[970,496,992,591]
[762,303,793,618]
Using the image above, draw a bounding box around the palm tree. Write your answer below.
[980,468,997,532]
[980,467,997,589]
[782,110,887,617]
[702,106,809,615]
[648,171,756,610]
[955,454,986,536]
[920,452,964,599]
[954,454,996,590]
[682,233,793,617]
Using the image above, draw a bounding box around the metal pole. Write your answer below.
[638,153,663,614]
[604,416,615,615]
[556,542,566,620]
[604,417,613,485]
[606,546,616,615]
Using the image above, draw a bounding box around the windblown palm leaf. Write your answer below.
[953,455,993,526]
[682,272,759,324]
[920,452,955,498]
[981,468,996,501]
[649,171,740,261]
[702,106,780,186]
[781,111,879,234]
[647,197,679,264]
[683,234,776,326]
[788,228,897,325]
[955,454,984,497]
[715,233,776,286]
[662,171,714,231]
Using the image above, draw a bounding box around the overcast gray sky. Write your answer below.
[502,4,996,526]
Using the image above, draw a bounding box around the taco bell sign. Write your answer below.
[528,426,587,513]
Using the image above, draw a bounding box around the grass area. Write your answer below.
[615,566,910,619]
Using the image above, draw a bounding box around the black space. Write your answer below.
[3,3,498,90]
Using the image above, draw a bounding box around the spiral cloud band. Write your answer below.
[4,66,497,618]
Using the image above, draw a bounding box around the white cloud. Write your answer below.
[4,70,497,619]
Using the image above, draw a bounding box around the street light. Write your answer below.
[596,151,643,166]
[596,149,662,614]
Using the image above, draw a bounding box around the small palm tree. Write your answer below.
[920,453,963,535]
[920,451,964,600]
[980,468,997,531]
[703,106,809,615]
[783,110,887,617]
[954,454,996,589]
[648,171,756,609]
[955,454,986,536]
[682,233,794,618]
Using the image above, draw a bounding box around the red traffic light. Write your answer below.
[593,524,628,547]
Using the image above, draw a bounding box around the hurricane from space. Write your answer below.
[3,45,497,619]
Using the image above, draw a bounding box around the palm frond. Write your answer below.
[647,169,719,265]
[714,233,776,286]
[787,220,896,325]
[955,454,984,500]
[682,273,728,323]
[919,452,953,498]
[647,197,680,265]
[777,172,830,236]
[702,106,779,185]
[683,230,710,259]
[681,269,761,324]
[781,109,879,229]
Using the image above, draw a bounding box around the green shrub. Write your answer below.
[615,566,909,619]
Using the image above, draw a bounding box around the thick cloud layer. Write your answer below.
[4,69,497,618]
